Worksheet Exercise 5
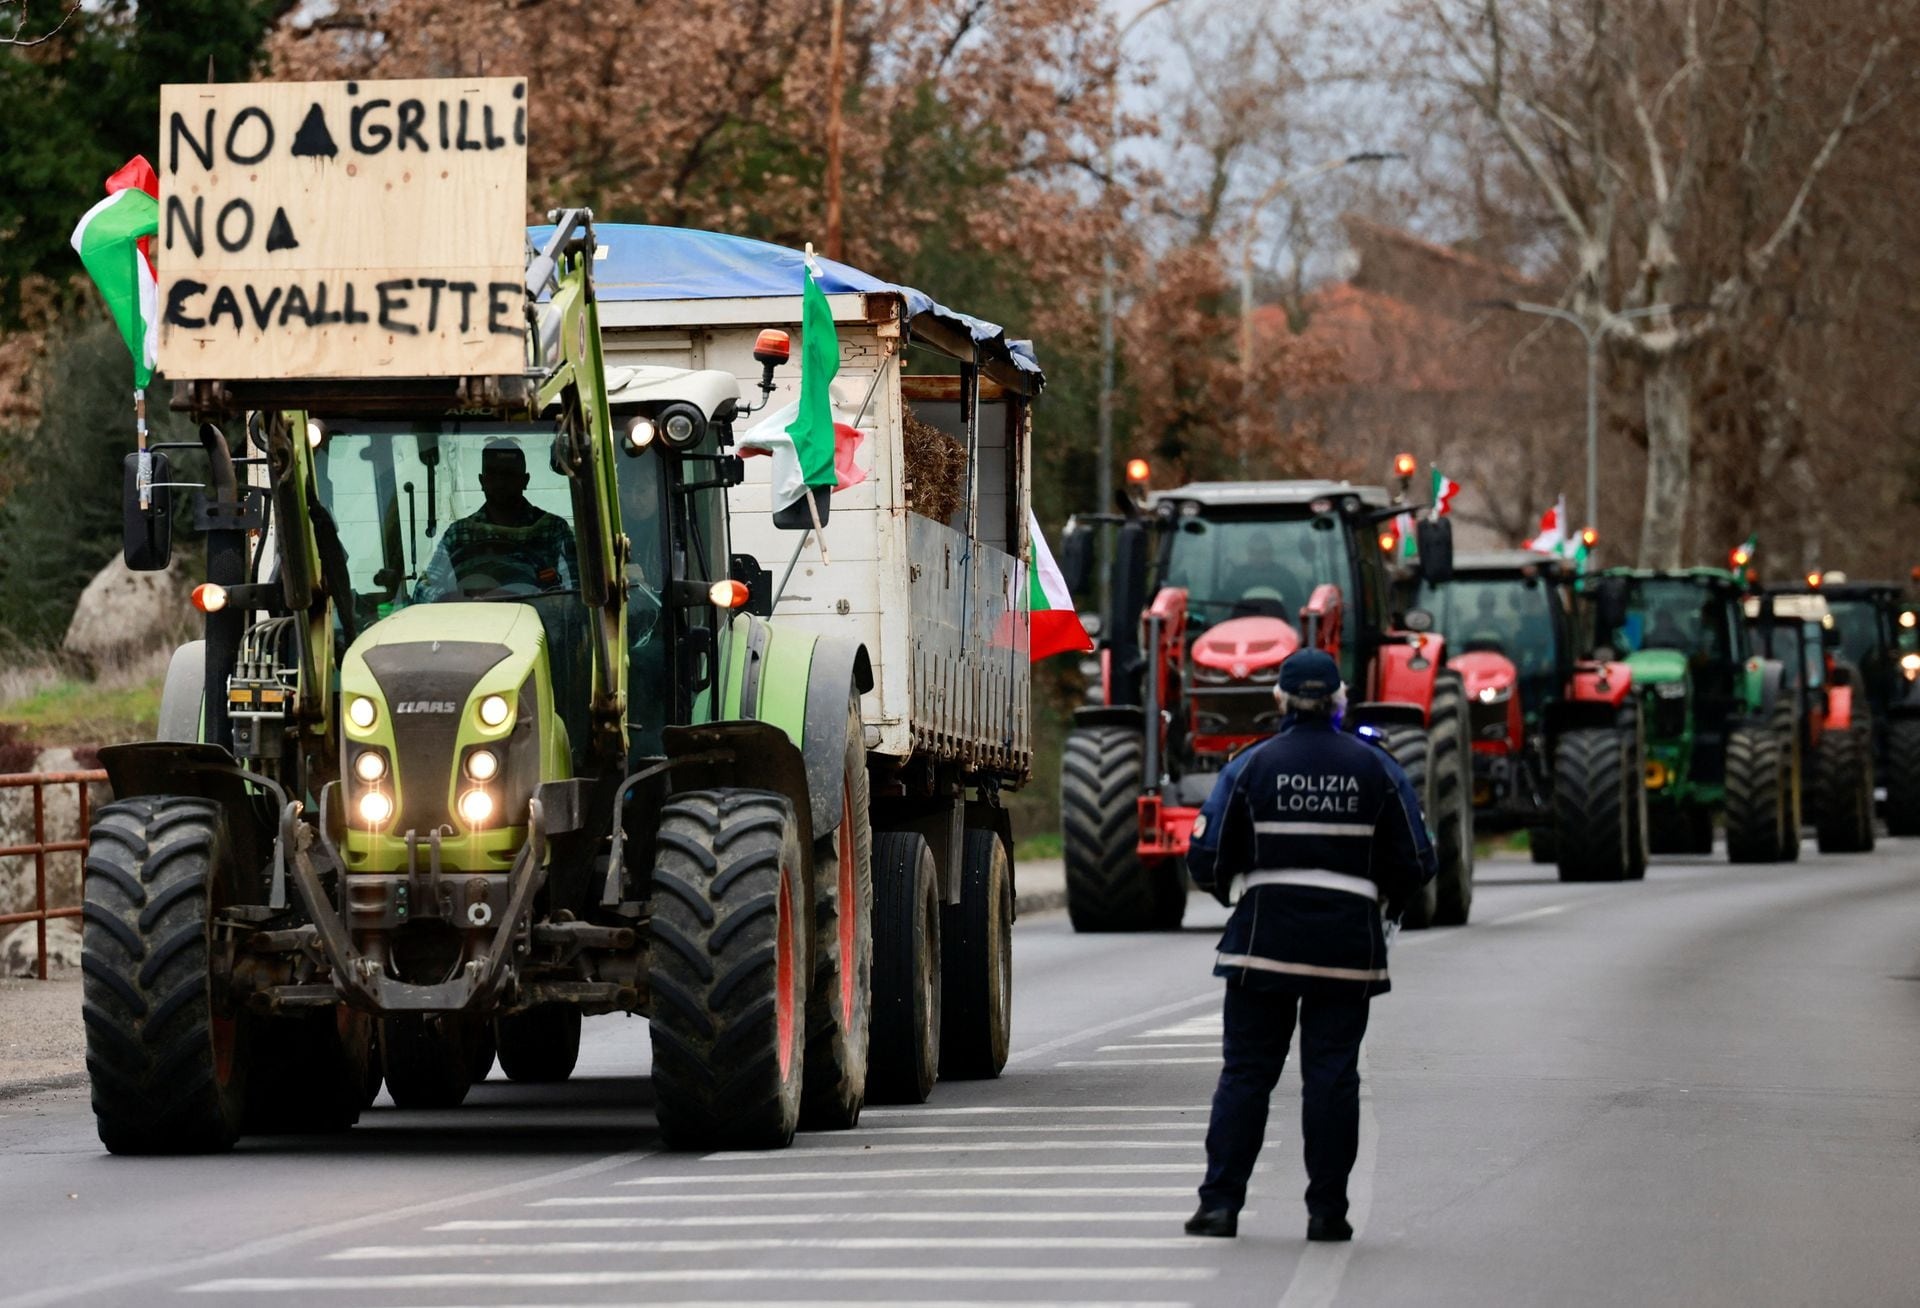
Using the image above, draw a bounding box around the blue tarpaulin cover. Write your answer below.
[530,222,1042,385]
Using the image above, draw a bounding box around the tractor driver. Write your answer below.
[1222,532,1282,605]
[416,441,578,602]
[1463,589,1509,653]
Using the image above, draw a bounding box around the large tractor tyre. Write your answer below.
[1431,673,1475,926]
[1814,725,1876,854]
[1779,706,1805,864]
[1552,728,1633,882]
[81,797,250,1155]
[496,1005,583,1083]
[380,1016,475,1110]
[1378,725,1440,930]
[244,1007,373,1134]
[1885,717,1920,835]
[1725,712,1793,864]
[939,828,1014,1081]
[648,789,810,1151]
[1527,826,1558,865]
[867,830,942,1104]
[800,696,875,1131]
[1061,727,1185,932]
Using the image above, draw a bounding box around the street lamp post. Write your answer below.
[1236,152,1401,472]
[1478,300,1678,540]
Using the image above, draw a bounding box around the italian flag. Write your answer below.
[1430,467,1460,517]
[1527,495,1568,554]
[1390,510,1417,560]
[1027,509,1092,662]
[70,157,160,388]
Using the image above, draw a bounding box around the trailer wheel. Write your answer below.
[648,789,808,1150]
[496,1005,582,1083]
[1886,717,1920,835]
[940,828,1013,1080]
[867,830,941,1104]
[1726,707,1794,864]
[1552,728,1632,882]
[81,796,249,1154]
[1377,725,1440,929]
[1814,725,1875,854]
[381,1016,474,1109]
[800,697,874,1130]
[1431,672,1475,925]
[244,1007,372,1133]
[1061,726,1185,932]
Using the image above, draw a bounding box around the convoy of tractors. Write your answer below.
[67,75,1920,1157]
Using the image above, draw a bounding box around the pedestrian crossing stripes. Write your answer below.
[182,1267,1217,1293]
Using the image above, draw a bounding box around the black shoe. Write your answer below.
[1184,1206,1238,1238]
[1307,1213,1354,1242]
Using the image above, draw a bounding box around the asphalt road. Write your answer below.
[2,840,1919,1308]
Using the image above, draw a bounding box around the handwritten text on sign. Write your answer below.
[156,78,528,380]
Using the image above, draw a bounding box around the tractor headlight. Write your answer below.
[353,749,387,782]
[346,695,378,731]
[1476,685,1511,704]
[358,790,393,826]
[458,788,495,827]
[1902,653,1920,680]
[465,748,500,782]
[477,694,512,729]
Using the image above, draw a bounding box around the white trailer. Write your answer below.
[589,224,1040,1094]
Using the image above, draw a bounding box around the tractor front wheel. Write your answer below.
[1726,708,1796,864]
[1884,717,1920,835]
[1553,728,1634,882]
[1430,672,1475,926]
[245,1007,372,1133]
[1814,725,1876,854]
[496,1005,582,1083]
[81,797,250,1154]
[648,789,809,1151]
[1061,727,1184,932]
[381,1016,474,1109]
[1378,725,1441,929]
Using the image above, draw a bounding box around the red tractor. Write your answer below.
[1057,472,1473,932]
[1409,551,1648,881]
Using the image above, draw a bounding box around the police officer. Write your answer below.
[1183,649,1436,1242]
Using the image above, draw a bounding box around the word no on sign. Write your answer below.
[156,78,528,380]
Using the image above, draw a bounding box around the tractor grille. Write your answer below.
[1644,685,1688,742]
[362,641,513,834]
[1469,698,1509,744]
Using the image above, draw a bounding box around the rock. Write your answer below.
[61,554,196,670]
[0,919,82,976]
[0,749,97,920]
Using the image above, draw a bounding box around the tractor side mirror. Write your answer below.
[122,451,174,571]
[1058,520,1095,596]
[1593,576,1629,634]
[1415,517,1454,584]
[731,553,773,617]
[772,484,831,532]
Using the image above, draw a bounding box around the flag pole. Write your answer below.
[134,387,150,510]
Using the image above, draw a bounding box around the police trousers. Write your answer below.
[1198,982,1371,1217]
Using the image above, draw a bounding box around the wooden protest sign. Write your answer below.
[156,78,527,380]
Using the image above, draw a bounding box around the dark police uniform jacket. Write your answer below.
[1187,716,1436,999]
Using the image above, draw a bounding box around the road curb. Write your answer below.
[0,1071,86,1102]
[1016,888,1067,916]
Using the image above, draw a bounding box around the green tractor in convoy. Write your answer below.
[1585,567,1800,862]
[83,211,883,1153]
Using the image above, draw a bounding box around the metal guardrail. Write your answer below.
[0,770,107,980]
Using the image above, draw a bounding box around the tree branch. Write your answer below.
[0,0,79,46]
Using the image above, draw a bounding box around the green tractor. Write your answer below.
[1585,568,1799,862]
[83,211,878,1153]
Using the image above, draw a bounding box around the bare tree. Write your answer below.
[1417,0,1909,566]
[0,1,77,46]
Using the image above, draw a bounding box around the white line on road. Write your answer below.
[851,1122,1205,1134]
[1486,903,1571,926]
[341,1302,1193,1308]
[1055,1057,1220,1067]
[433,1212,1198,1230]
[531,1187,1198,1206]
[329,1236,1207,1259]
[704,1141,1194,1160]
[1006,991,1220,1067]
[618,1164,1194,1184]
[1099,1043,1221,1051]
[859,1105,1202,1117]
[1273,1045,1376,1308]
[182,1268,1219,1293]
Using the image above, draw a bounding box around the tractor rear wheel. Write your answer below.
[1378,725,1440,930]
[245,1007,372,1133]
[1061,727,1184,932]
[940,828,1014,1080]
[867,830,942,1104]
[1527,826,1558,864]
[496,1005,582,1083]
[648,789,809,1151]
[1431,672,1475,925]
[1814,725,1876,854]
[800,697,874,1130]
[1884,717,1920,835]
[381,1016,474,1109]
[81,797,249,1154]
[1552,728,1633,882]
[1726,708,1795,864]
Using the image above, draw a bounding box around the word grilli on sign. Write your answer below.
[156,78,529,381]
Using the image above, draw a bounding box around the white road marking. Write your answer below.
[532,1187,1198,1206]
[1055,1057,1220,1067]
[182,1268,1218,1292]
[859,1105,1201,1117]
[1099,1043,1221,1051]
[1487,903,1570,926]
[329,1236,1207,1259]
[705,1140,1194,1159]
[1006,991,1219,1067]
[618,1164,1194,1184]
[347,1302,1191,1308]
[1274,1045,1376,1308]
[433,1211,1198,1230]
[852,1122,1205,1134]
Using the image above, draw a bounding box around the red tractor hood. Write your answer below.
[1449,649,1518,697]
[1191,616,1301,680]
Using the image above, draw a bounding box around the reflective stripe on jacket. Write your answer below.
[1187,716,1437,999]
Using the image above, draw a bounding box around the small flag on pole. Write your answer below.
[70,157,160,388]
[1429,467,1460,518]
[1526,495,1568,554]
[1027,510,1093,662]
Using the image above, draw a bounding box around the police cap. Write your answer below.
[1278,649,1341,696]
